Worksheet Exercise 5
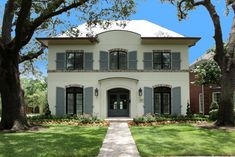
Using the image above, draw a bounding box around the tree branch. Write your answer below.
[1,0,14,45]
[202,0,224,66]
[10,0,89,53]
[14,0,32,52]
[19,47,45,63]
[31,0,88,31]
[193,0,206,6]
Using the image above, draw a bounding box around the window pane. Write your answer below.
[163,93,170,114]
[76,93,83,114]
[213,92,221,104]
[162,53,171,69]
[67,93,74,114]
[110,52,118,70]
[153,53,162,69]
[120,94,128,109]
[119,52,127,69]
[154,93,161,114]
[67,53,74,69]
[110,95,117,109]
[74,53,83,69]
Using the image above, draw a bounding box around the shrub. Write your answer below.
[208,102,219,121]
[209,109,218,121]
[28,114,104,124]
[210,102,219,110]
[44,103,51,117]
[186,102,193,117]
[133,114,209,123]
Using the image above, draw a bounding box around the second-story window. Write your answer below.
[109,51,127,70]
[66,51,84,70]
[153,51,171,70]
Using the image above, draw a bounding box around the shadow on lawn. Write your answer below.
[131,124,235,156]
[0,125,107,157]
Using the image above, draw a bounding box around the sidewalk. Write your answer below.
[98,122,140,157]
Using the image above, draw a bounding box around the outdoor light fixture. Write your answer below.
[95,88,99,96]
[138,88,142,96]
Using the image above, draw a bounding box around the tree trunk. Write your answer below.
[0,50,29,130]
[216,67,235,126]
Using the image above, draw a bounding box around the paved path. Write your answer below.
[98,122,140,157]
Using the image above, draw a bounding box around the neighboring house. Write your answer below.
[37,20,200,118]
[189,52,220,114]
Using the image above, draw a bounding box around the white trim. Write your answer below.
[212,92,221,104]
[199,93,204,114]
[65,84,84,88]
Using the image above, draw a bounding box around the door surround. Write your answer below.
[107,88,130,117]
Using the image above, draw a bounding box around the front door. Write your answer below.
[108,88,130,117]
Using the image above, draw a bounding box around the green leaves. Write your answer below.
[21,77,47,112]
[193,60,221,85]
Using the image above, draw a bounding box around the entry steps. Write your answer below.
[105,117,133,122]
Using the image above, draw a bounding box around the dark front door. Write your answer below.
[108,88,130,117]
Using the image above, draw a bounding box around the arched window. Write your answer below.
[109,50,127,70]
[154,87,171,114]
[66,87,83,114]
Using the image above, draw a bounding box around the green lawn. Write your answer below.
[131,124,235,156]
[0,125,107,157]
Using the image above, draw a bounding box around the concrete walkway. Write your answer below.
[98,122,140,157]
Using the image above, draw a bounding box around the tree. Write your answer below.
[193,60,221,86]
[0,0,136,130]
[161,0,235,126]
[21,78,47,114]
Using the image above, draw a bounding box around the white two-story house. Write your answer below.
[37,20,200,118]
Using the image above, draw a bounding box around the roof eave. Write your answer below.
[141,37,201,47]
[36,37,98,46]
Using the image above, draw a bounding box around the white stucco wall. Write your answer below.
[48,31,189,70]
[47,30,190,118]
[48,72,189,118]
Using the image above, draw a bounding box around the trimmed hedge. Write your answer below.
[133,114,209,123]
[28,114,105,124]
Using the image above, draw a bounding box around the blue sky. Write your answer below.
[0,0,233,74]
[132,0,233,63]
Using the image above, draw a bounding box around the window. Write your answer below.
[154,87,171,114]
[109,51,127,70]
[66,52,84,70]
[66,87,83,114]
[153,51,171,69]
[212,92,221,104]
[199,93,204,114]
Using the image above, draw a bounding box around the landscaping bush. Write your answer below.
[210,101,219,110]
[28,114,105,124]
[209,109,218,121]
[186,102,193,117]
[133,114,209,124]
[209,102,219,121]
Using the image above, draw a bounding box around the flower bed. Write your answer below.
[28,114,109,126]
[130,114,209,126]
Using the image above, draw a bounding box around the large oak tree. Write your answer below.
[0,0,136,130]
[162,0,235,126]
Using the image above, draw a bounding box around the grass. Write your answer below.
[131,124,235,156]
[0,125,107,157]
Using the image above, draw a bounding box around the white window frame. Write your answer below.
[212,92,221,104]
[199,93,204,114]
